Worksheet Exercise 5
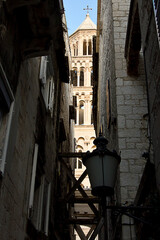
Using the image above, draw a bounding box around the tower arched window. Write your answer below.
[76,41,78,56]
[88,39,92,55]
[73,95,77,124]
[80,68,84,86]
[73,44,76,56]
[79,101,84,125]
[71,68,77,86]
[83,40,87,55]
[74,148,83,169]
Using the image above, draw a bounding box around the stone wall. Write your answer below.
[0,1,74,239]
[0,58,40,240]
[97,0,118,151]
[138,0,160,193]
[98,0,149,204]
[97,0,149,239]
[113,1,149,239]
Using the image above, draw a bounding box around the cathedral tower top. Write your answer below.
[83,5,92,15]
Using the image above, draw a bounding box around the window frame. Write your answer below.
[28,144,51,236]
[0,63,14,175]
[39,56,55,116]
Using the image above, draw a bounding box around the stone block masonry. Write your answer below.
[97,0,151,239]
[112,0,149,205]
[111,1,149,239]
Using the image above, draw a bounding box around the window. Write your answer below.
[79,101,84,125]
[0,63,14,174]
[80,68,84,86]
[74,159,82,169]
[28,144,51,235]
[78,150,82,169]
[76,41,78,56]
[71,69,77,86]
[41,76,54,114]
[78,159,82,169]
[88,39,92,55]
[39,56,54,117]
[39,56,47,85]
[73,96,77,124]
[83,40,87,55]
[74,150,83,169]
[73,45,76,56]
[73,96,77,108]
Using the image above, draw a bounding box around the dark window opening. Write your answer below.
[83,40,87,55]
[71,69,77,86]
[78,159,82,169]
[88,40,92,55]
[80,69,84,86]
[79,101,84,125]
[91,69,93,86]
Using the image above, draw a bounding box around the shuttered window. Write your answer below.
[28,144,51,236]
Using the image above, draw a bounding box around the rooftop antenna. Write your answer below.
[83,5,92,15]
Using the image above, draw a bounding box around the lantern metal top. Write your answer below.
[82,134,121,164]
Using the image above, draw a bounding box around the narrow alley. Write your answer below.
[0,0,160,240]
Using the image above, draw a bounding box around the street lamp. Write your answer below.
[82,133,121,197]
[58,135,158,239]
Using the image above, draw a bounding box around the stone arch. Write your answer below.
[90,136,95,144]
[78,137,85,141]
[76,145,83,151]
[77,137,85,147]
[91,145,96,152]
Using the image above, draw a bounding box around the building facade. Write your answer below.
[70,13,97,190]
[125,0,160,238]
[0,1,75,239]
[94,0,156,239]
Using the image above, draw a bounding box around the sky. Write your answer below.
[63,0,97,36]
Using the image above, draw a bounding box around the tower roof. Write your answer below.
[77,13,96,30]
[70,14,96,36]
